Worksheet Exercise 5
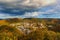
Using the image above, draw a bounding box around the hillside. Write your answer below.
[0,20,7,24]
[0,18,60,40]
[0,18,60,32]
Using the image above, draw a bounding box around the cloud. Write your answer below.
[0,0,56,15]
[23,12,39,17]
[0,0,56,9]
[22,2,60,18]
[0,0,60,18]
[0,13,23,19]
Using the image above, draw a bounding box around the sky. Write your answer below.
[0,0,60,19]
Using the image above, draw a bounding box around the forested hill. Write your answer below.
[0,18,60,40]
[0,18,60,32]
[0,18,60,25]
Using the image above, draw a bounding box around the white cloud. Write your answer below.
[22,11,46,18]
[0,0,56,9]
[0,13,22,19]
[24,12,39,17]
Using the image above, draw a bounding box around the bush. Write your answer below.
[56,32,60,40]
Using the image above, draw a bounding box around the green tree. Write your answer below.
[56,32,60,40]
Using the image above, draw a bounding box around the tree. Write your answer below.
[56,32,60,40]
[46,31,57,40]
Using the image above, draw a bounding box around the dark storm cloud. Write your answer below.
[0,2,39,16]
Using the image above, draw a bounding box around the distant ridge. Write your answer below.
[0,19,3,20]
[0,18,60,20]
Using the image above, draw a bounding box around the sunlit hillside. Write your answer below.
[0,18,60,40]
[0,20,8,25]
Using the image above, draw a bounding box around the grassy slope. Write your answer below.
[0,20,8,25]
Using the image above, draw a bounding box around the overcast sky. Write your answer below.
[0,0,60,19]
